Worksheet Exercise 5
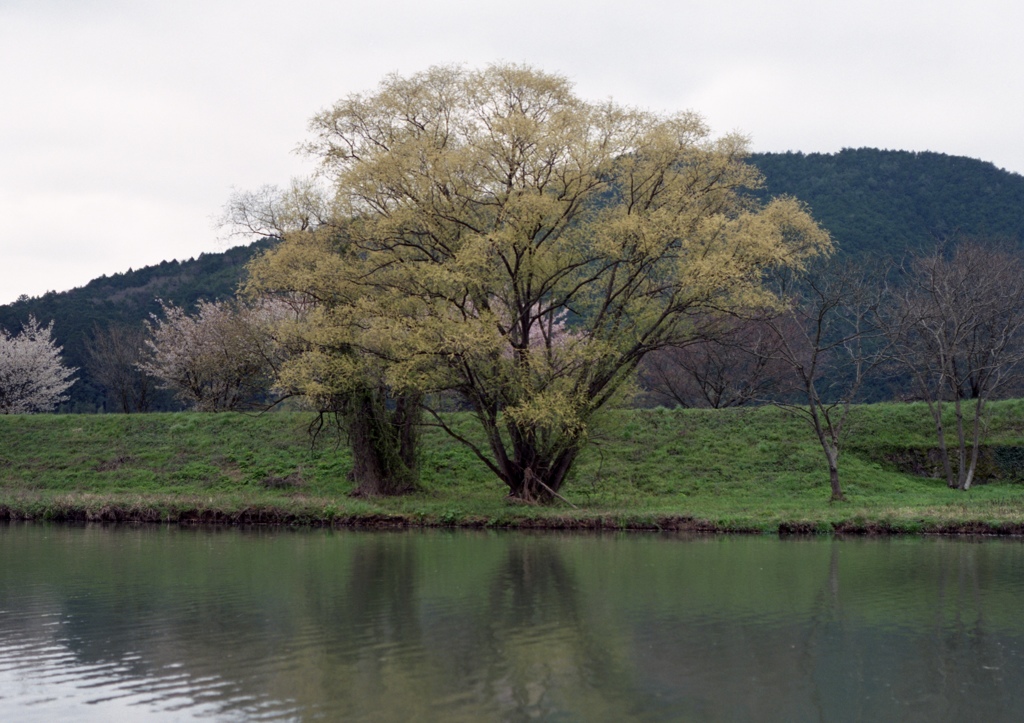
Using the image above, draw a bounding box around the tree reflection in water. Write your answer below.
[2,526,1024,720]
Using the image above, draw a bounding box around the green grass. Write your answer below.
[3,401,1024,533]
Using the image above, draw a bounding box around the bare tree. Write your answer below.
[140,299,290,412]
[219,178,332,240]
[882,242,1024,490]
[85,323,156,413]
[638,314,790,408]
[0,316,77,413]
[759,259,887,501]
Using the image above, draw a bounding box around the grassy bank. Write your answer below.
[3,401,1024,534]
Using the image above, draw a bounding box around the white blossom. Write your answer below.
[140,298,292,411]
[0,316,77,413]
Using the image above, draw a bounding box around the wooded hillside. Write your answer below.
[0,239,276,411]
[3,149,1022,412]
[750,148,1024,255]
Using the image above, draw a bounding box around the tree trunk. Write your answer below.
[805,385,845,502]
[927,399,956,488]
[824,441,844,502]
[347,389,420,497]
[392,393,420,479]
[953,393,969,489]
[961,397,987,491]
[504,446,579,504]
[962,450,977,491]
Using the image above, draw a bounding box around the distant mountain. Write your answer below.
[748,148,1024,255]
[3,148,1024,412]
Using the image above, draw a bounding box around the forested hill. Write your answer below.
[748,148,1024,255]
[0,239,276,411]
[3,148,1024,411]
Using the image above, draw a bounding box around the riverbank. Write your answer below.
[4,402,1024,534]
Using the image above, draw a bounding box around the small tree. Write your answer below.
[882,242,1024,490]
[638,314,790,408]
[0,316,77,413]
[226,178,426,497]
[85,322,156,413]
[141,299,288,412]
[758,259,887,501]
[244,229,423,497]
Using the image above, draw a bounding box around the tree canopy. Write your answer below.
[0,316,77,414]
[245,64,832,500]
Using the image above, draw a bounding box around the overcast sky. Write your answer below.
[2,0,1022,305]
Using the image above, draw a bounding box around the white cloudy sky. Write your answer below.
[2,0,1022,305]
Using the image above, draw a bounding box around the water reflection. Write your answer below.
[1,525,1024,720]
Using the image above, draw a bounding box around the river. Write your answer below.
[1,523,1023,721]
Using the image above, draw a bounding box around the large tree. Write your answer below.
[0,316,77,414]
[251,64,831,501]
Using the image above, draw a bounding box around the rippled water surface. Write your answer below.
[2,524,1024,721]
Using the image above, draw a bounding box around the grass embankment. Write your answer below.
[4,401,1024,534]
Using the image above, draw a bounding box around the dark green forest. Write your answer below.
[3,149,1023,412]
[750,148,1024,255]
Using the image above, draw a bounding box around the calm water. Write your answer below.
[1,524,1024,721]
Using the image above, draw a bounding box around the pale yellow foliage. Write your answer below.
[246,63,832,494]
